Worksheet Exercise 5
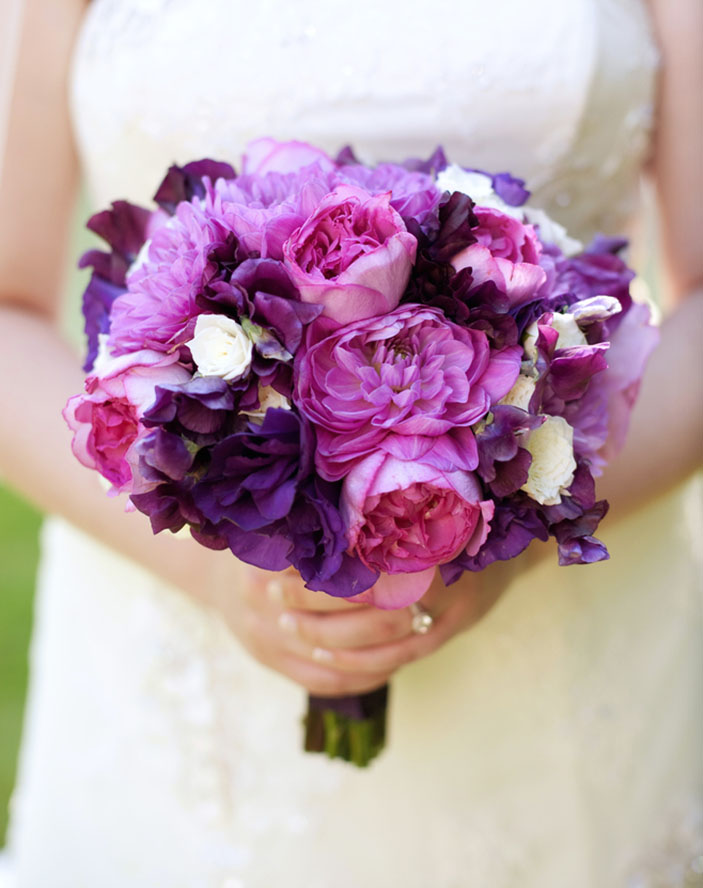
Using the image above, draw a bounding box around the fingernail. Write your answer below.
[278,611,297,634]
[312,647,334,664]
[266,579,284,603]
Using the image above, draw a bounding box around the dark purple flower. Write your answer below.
[142,376,240,442]
[130,477,203,535]
[490,172,530,207]
[399,146,449,176]
[153,159,237,214]
[82,200,159,286]
[285,479,378,597]
[550,497,610,566]
[475,406,542,497]
[193,408,313,531]
[202,258,321,363]
[135,428,195,484]
[213,519,293,570]
[425,191,478,263]
[79,274,125,372]
[79,200,165,371]
[553,236,634,311]
[442,503,549,579]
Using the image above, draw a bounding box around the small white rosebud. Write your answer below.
[521,415,577,506]
[499,375,537,412]
[186,314,253,381]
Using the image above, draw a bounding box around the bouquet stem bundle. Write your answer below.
[304,686,388,767]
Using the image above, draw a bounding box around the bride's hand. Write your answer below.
[196,550,517,696]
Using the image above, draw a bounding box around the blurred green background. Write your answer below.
[0,486,41,844]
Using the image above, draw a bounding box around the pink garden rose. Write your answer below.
[241,138,336,176]
[63,349,191,494]
[451,207,546,306]
[283,184,417,325]
[295,305,522,480]
[341,453,494,608]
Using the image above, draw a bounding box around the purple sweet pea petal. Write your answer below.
[442,504,548,578]
[548,343,610,401]
[80,273,125,372]
[85,201,156,278]
[286,480,378,597]
[142,377,239,441]
[130,478,203,535]
[218,521,293,570]
[136,428,194,482]
[192,408,313,530]
[400,146,449,176]
[490,172,530,207]
[426,192,478,263]
[153,159,237,214]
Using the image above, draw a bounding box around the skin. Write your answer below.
[0,0,700,698]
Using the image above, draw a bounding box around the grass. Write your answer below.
[0,485,40,846]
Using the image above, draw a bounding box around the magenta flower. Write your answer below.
[283,185,417,325]
[63,350,191,495]
[108,200,231,355]
[450,207,546,307]
[295,305,522,480]
[341,453,494,608]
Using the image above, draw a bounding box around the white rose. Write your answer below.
[499,375,537,412]
[522,207,582,257]
[523,312,587,361]
[435,164,523,218]
[186,314,253,381]
[241,385,292,422]
[521,415,577,506]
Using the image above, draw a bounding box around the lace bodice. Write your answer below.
[71,0,658,242]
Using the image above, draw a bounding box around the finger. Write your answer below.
[309,596,468,675]
[267,651,391,697]
[282,604,417,650]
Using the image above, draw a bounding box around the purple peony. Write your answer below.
[108,199,232,355]
[295,305,522,480]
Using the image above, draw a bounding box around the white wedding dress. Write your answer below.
[4,1,702,886]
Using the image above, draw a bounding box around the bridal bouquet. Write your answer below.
[64,139,658,764]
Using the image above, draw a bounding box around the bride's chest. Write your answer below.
[72,0,657,239]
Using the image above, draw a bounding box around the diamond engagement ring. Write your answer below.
[409,602,434,635]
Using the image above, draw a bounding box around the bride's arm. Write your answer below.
[598,0,703,514]
[0,0,413,698]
